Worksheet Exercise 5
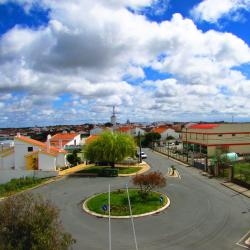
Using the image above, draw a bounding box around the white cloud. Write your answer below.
[0,0,250,126]
[191,0,250,23]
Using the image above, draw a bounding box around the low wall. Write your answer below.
[0,170,59,184]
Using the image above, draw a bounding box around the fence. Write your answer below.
[153,146,207,171]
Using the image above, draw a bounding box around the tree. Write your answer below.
[142,132,161,147]
[132,171,166,199]
[0,193,75,250]
[66,149,81,167]
[84,131,136,167]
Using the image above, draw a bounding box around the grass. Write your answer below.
[77,166,142,175]
[0,177,49,198]
[233,162,250,184]
[86,189,167,216]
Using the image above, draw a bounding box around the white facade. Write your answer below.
[131,127,145,136]
[56,153,66,167]
[64,134,81,147]
[38,152,57,171]
[14,139,40,170]
[0,150,14,170]
[165,128,180,140]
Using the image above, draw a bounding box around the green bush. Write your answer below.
[0,193,75,250]
[0,177,45,197]
[100,168,118,177]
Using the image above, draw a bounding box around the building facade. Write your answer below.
[182,123,250,157]
[0,134,67,171]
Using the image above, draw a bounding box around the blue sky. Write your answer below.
[0,0,250,127]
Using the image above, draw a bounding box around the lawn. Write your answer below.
[0,177,49,198]
[77,166,142,175]
[86,189,167,216]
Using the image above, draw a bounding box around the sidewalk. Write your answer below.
[59,164,88,176]
[222,182,250,198]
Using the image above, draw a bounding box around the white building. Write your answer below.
[50,132,81,149]
[151,127,180,141]
[0,134,67,172]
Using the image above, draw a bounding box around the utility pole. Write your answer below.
[108,184,111,250]
[186,127,188,162]
[167,142,169,158]
[138,131,142,163]
[126,184,138,250]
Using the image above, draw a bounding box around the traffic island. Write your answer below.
[82,189,170,219]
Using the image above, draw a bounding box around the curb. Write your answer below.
[82,191,170,219]
[221,182,250,198]
[118,162,151,177]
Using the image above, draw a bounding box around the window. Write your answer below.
[232,134,236,136]
[218,134,222,137]
[28,146,33,152]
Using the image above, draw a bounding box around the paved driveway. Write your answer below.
[32,148,250,250]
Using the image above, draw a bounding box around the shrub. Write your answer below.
[0,193,75,250]
[66,149,81,167]
[132,171,166,199]
[100,168,118,177]
[0,177,44,197]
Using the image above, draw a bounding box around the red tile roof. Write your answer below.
[117,127,132,133]
[51,133,79,147]
[189,124,220,129]
[15,136,67,154]
[85,135,99,144]
[151,127,168,134]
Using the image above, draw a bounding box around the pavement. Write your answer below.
[30,148,250,250]
[222,182,250,198]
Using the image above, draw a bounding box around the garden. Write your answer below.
[83,171,169,217]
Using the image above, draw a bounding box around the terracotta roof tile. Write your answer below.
[85,135,99,144]
[189,124,220,129]
[15,136,67,154]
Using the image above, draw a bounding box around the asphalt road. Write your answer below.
[32,148,250,250]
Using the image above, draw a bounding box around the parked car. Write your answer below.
[137,151,147,159]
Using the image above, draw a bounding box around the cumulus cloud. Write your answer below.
[0,0,250,126]
[191,0,250,23]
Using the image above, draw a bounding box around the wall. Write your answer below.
[56,153,66,168]
[38,153,56,171]
[14,139,40,170]
[0,170,59,184]
[65,135,81,146]
[0,152,15,170]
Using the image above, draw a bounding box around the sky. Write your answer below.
[0,0,250,127]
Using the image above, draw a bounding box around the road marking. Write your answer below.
[236,230,250,249]
[165,168,181,179]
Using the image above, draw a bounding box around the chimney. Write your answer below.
[47,134,51,152]
[59,139,63,149]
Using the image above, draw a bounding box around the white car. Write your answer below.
[137,151,147,159]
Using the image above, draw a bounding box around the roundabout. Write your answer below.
[31,148,250,250]
[82,189,170,218]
